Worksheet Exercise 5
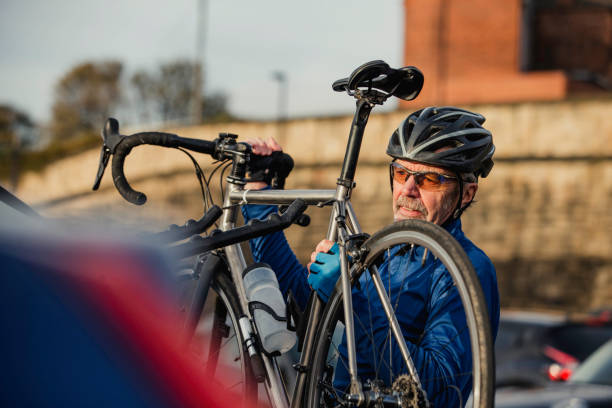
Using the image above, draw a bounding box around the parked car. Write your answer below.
[496,310,612,388]
[0,188,246,408]
[495,339,612,407]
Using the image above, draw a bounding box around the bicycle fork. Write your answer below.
[337,222,364,401]
[334,202,422,405]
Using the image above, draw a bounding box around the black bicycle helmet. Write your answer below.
[386,106,495,179]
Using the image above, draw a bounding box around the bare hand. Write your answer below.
[245,137,282,156]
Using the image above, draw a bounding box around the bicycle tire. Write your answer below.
[190,270,258,404]
[304,220,494,408]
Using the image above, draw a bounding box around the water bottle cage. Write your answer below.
[286,290,311,353]
[248,301,288,322]
[248,300,287,357]
[285,291,301,333]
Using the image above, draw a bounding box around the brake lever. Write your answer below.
[92,146,110,190]
[92,118,125,191]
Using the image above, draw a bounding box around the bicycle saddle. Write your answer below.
[332,60,424,101]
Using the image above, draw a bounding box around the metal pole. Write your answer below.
[272,71,287,144]
[191,0,208,125]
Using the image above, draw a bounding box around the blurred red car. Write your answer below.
[496,339,612,408]
[495,310,612,389]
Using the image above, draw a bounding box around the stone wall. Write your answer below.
[11,97,612,312]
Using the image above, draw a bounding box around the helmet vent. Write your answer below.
[465,133,483,142]
[386,106,494,177]
[429,125,443,136]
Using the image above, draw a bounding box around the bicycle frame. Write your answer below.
[90,61,493,407]
[216,99,420,408]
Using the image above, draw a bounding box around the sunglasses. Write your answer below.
[390,162,457,191]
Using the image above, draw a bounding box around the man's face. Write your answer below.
[392,159,463,225]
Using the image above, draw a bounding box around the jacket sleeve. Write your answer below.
[241,203,311,310]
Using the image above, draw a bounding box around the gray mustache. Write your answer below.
[396,196,428,215]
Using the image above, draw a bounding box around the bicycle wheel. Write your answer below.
[188,270,258,404]
[305,219,494,408]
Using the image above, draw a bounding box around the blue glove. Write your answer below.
[308,243,340,302]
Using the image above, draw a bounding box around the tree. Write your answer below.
[51,61,123,139]
[201,92,233,123]
[0,105,37,188]
[131,60,233,125]
[130,70,157,123]
[157,60,194,122]
[0,105,36,148]
[131,60,194,124]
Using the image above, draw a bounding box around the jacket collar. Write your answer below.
[444,217,463,238]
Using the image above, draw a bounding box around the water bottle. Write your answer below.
[242,263,296,355]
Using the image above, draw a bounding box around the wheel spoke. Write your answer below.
[306,220,494,408]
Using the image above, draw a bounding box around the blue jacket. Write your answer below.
[242,204,500,407]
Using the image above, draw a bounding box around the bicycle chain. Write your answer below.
[391,374,430,408]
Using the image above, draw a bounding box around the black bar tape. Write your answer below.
[108,129,217,205]
[170,198,307,258]
[151,205,223,244]
[110,132,179,205]
[174,136,216,155]
[111,148,146,205]
[182,205,222,236]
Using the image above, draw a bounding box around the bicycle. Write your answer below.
[92,60,494,408]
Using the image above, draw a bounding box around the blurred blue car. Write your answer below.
[0,186,247,408]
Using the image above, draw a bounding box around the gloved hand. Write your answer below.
[245,137,293,189]
[307,242,341,302]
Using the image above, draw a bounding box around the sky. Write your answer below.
[0,0,404,123]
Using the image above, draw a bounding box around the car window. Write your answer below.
[496,320,550,350]
[571,340,612,386]
[495,322,523,349]
[547,325,612,361]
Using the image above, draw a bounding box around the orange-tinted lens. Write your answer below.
[418,173,444,190]
[391,163,455,191]
[392,166,409,184]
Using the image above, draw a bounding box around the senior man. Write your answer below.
[242,106,500,407]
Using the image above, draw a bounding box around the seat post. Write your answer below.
[338,99,372,187]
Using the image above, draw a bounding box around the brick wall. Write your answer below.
[401,0,567,106]
[532,3,612,88]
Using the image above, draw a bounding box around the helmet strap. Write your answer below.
[443,172,468,227]
[388,159,396,192]
[453,177,464,219]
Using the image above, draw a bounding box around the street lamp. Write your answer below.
[272,71,288,143]
[191,0,208,125]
